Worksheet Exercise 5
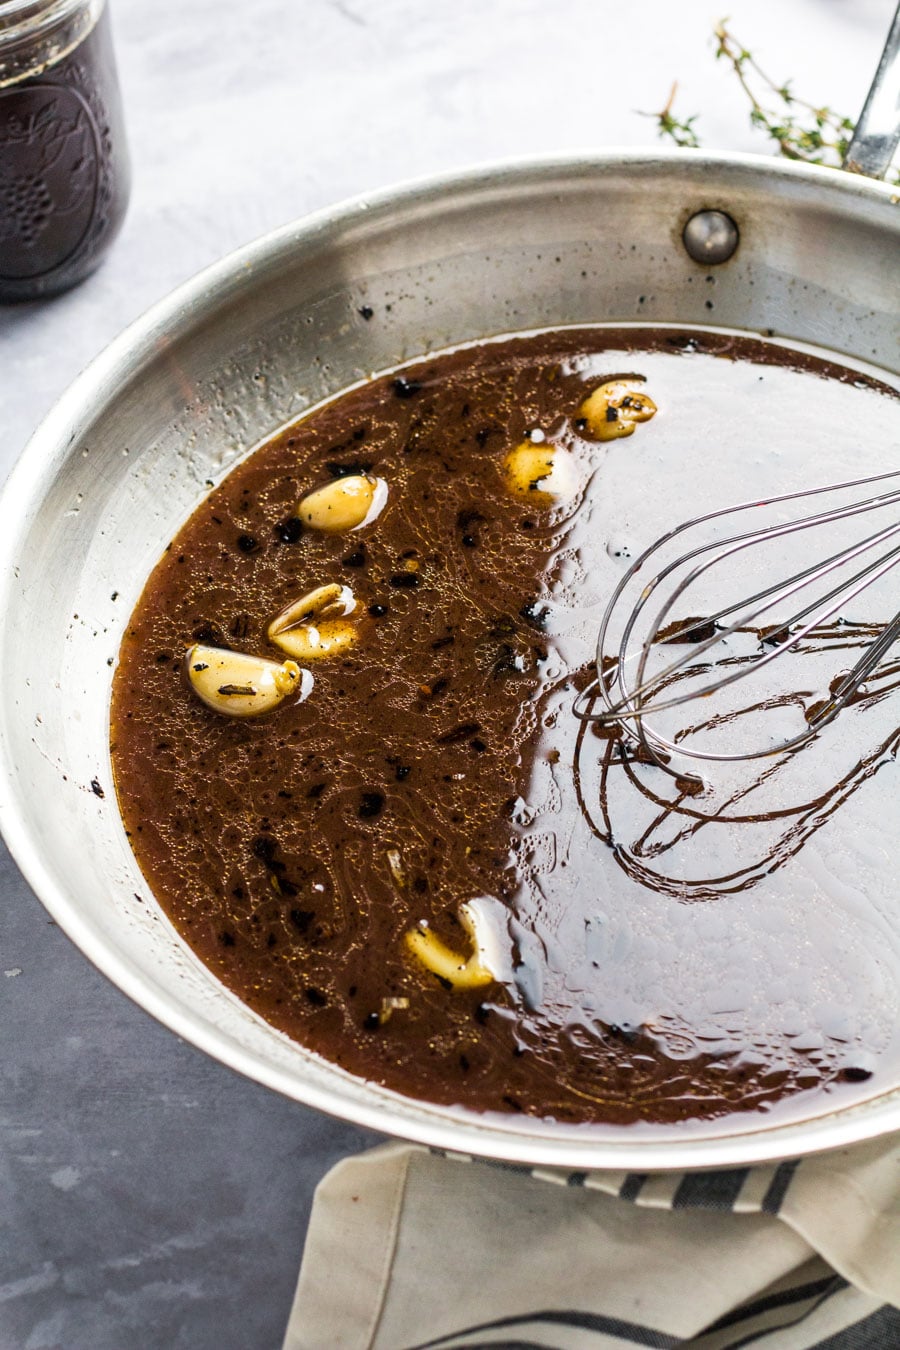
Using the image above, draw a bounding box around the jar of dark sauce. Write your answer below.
[0,0,129,301]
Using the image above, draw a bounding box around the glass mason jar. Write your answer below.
[0,0,130,301]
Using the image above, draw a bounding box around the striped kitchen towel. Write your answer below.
[282,1135,900,1350]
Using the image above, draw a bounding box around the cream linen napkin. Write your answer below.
[283,1136,900,1350]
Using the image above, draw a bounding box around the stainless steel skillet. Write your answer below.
[0,23,897,1173]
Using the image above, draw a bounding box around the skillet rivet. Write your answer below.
[682,210,739,265]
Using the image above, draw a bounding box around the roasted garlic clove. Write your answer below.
[185,644,312,717]
[405,901,498,989]
[502,441,573,503]
[296,474,388,533]
[577,380,657,441]
[267,583,358,661]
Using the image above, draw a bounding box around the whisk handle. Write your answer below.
[844,1,900,179]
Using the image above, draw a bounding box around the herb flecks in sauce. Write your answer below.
[111,328,900,1131]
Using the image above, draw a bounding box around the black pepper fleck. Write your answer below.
[519,598,547,630]
[274,517,303,544]
[192,621,227,646]
[475,425,500,448]
[253,836,278,865]
[841,1066,873,1083]
[327,460,373,479]
[437,721,481,745]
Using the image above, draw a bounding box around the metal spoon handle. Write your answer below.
[844,0,900,179]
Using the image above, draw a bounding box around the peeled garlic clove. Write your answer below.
[270,583,356,627]
[185,644,312,717]
[267,583,358,661]
[577,380,658,441]
[296,474,388,534]
[404,901,498,990]
[270,622,356,661]
[502,442,574,502]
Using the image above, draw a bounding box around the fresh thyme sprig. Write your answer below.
[654,82,702,150]
[713,22,857,167]
[648,21,900,184]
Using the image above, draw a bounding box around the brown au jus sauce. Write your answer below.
[110,327,900,1131]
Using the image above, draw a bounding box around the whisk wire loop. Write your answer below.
[589,468,900,776]
[620,519,900,730]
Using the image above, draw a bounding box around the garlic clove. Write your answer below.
[577,380,658,441]
[502,441,574,502]
[267,583,359,661]
[185,644,312,717]
[296,475,388,534]
[404,901,499,989]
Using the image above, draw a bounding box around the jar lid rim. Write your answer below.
[0,1,89,34]
[0,0,99,69]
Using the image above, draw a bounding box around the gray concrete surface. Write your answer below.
[1,847,380,1348]
[0,1,893,1345]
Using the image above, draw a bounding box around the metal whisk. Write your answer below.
[575,0,900,783]
[579,470,900,781]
